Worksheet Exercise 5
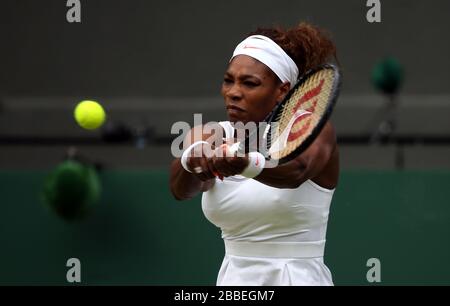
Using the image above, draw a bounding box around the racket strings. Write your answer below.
[270,68,336,159]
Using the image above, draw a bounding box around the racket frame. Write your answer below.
[232,63,341,164]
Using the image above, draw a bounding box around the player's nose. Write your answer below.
[225,84,243,101]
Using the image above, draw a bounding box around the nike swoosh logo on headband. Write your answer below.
[243,45,260,50]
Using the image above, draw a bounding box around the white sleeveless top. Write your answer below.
[201,121,335,286]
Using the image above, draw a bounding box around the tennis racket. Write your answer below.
[228,63,341,164]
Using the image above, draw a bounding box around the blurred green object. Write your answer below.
[371,57,404,94]
[42,160,101,221]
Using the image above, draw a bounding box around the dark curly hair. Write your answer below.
[249,22,337,78]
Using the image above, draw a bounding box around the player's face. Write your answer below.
[221,55,285,124]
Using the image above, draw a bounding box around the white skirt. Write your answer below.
[216,240,333,286]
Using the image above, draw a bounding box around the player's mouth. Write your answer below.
[226,105,246,114]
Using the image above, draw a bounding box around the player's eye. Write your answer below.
[223,77,233,84]
[244,81,258,87]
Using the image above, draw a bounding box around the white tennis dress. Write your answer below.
[201,121,335,286]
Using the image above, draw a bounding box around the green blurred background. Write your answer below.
[1,170,449,285]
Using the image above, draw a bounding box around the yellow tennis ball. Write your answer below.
[74,100,106,130]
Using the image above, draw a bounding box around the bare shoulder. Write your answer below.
[318,121,337,147]
[304,121,339,189]
[303,121,337,157]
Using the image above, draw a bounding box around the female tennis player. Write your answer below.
[170,22,339,286]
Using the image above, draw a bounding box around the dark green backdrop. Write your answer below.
[1,170,449,285]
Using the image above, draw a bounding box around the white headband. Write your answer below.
[231,35,299,89]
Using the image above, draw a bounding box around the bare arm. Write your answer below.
[170,159,215,200]
[169,123,223,201]
[254,121,338,189]
[170,121,338,198]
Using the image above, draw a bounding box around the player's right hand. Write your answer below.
[185,143,218,181]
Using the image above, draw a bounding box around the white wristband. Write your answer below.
[180,141,208,173]
[241,152,265,178]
